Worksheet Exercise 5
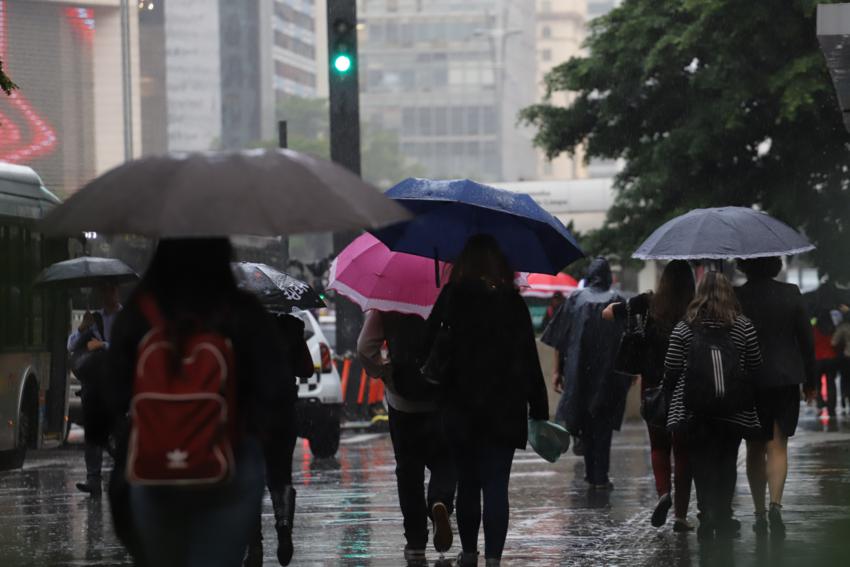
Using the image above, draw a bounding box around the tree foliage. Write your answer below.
[0,57,16,95]
[521,0,850,283]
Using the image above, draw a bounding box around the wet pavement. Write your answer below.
[1,408,849,566]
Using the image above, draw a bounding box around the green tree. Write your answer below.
[521,0,850,283]
[0,57,16,95]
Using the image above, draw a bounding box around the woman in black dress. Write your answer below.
[603,260,695,531]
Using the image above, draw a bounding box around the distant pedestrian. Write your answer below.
[358,310,456,564]
[91,239,294,567]
[541,291,565,331]
[665,272,762,541]
[813,309,839,417]
[67,283,122,498]
[245,313,315,567]
[542,257,630,490]
[602,260,695,531]
[831,305,850,413]
[735,257,815,538]
[424,234,549,567]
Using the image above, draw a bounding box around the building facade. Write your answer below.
[535,0,586,180]
[357,0,538,182]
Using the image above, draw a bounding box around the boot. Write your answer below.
[244,517,263,567]
[456,551,479,566]
[271,486,296,566]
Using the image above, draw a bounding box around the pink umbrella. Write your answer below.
[521,272,578,298]
[329,233,450,318]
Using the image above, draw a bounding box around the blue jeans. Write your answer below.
[455,444,515,559]
[129,437,265,567]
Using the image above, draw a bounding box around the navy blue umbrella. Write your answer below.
[371,178,584,274]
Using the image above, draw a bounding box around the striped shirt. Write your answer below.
[665,316,762,432]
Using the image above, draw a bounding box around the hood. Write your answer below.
[585,257,612,291]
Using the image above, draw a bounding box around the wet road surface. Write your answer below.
[1,409,849,566]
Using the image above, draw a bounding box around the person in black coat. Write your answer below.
[425,234,548,567]
[735,257,816,538]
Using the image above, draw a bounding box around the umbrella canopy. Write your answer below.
[232,262,324,313]
[39,149,410,237]
[34,257,138,288]
[521,272,579,299]
[328,233,451,318]
[370,178,584,274]
[633,207,815,260]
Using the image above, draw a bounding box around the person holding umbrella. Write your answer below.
[735,257,815,538]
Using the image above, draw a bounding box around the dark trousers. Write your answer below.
[388,406,457,550]
[647,426,691,518]
[264,428,297,491]
[455,445,515,560]
[84,441,103,483]
[689,424,741,528]
[581,417,614,485]
[839,357,850,409]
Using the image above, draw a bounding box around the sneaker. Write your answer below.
[484,558,501,567]
[715,518,741,539]
[651,493,673,527]
[432,502,453,553]
[456,551,479,566]
[768,503,786,538]
[672,518,694,532]
[75,481,102,498]
[753,512,768,536]
[404,546,426,564]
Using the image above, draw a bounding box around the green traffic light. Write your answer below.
[333,54,353,74]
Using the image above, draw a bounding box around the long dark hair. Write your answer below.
[650,260,695,333]
[685,271,741,327]
[139,238,237,355]
[449,234,514,290]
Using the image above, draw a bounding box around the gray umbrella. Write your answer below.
[633,207,815,260]
[38,149,410,237]
[34,257,138,288]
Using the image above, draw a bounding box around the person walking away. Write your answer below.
[602,260,695,531]
[665,272,762,542]
[542,257,630,490]
[358,310,456,564]
[67,283,122,497]
[424,235,548,567]
[245,313,314,567]
[813,310,839,417]
[90,239,294,567]
[735,257,815,538]
[832,305,850,413]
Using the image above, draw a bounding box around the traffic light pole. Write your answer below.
[327,0,364,357]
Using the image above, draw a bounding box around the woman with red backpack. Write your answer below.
[664,272,762,542]
[94,239,296,567]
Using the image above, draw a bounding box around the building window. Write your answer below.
[542,49,552,61]
[542,26,551,39]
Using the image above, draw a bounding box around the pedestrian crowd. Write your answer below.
[68,235,834,567]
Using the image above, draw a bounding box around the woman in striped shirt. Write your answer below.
[664,272,762,541]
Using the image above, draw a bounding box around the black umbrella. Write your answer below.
[633,207,814,260]
[232,262,324,313]
[34,257,138,288]
[39,148,410,237]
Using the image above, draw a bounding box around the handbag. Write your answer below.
[614,301,647,375]
[528,419,571,463]
[640,385,668,429]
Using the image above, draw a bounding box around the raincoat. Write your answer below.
[541,258,630,434]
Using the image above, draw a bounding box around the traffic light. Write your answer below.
[330,17,356,76]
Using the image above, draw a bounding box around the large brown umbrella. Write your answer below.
[40,149,410,237]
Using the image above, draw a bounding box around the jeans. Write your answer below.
[689,424,741,528]
[129,436,265,567]
[388,406,456,549]
[647,426,691,518]
[455,444,515,560]
[581,417,614,485]
[84,442,103,484]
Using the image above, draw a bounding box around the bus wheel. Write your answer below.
[10,382,38,469]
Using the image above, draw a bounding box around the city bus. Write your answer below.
[0,163,70,469]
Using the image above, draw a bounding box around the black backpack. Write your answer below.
[685,324,753,416]
[383,312,441,401]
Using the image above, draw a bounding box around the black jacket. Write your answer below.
[425,280,549,449]
[736,278,816,390]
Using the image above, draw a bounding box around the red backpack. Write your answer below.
[126,295,239,486]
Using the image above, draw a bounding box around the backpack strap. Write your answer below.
[138,294,166,330]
